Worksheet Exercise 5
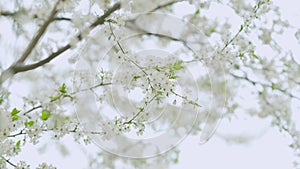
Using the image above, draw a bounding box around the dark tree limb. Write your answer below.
[0,11,17,17]
[1,157,17,168]
[16,0,60,64]
[0,2,121,83]
[149,0,181,13]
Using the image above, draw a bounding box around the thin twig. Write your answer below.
[108,21,156,90]
[125,0,181,24]
[16,2,121,73]
[21,82,111,116]
[0,10,72,21]
[23,105,42,116]
[0,2,121,83]
[89,2,121,29]
[7,129,26,137]
[149,0,182,13]
[170,89,201,107]
[143,32,197,56]
[13,44,71,73]
[221,25,243,52]
[71,82,112,95]
[2,157,17,168]
[16,0,60,64]
[0,11,17,17]
[230,72,300,100]
[124,13,198,58]
[124,94,158,124]
[54,17,72,21]
[221,0,264,52]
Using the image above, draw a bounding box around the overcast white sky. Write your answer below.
[3,0,300,168]
[176,1,300,168]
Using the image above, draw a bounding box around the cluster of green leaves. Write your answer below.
[155,90,165,102]
[41,110,51,121]
[49,83,70,101]
[10,84,69,131]
[168,60,184,79]
[0,97,3,105]
[238,50,259,60]
[11,108,20,121]
[13,140,21,153]
[11,108,49,126]
[24,121,34,127]
[59,83,67,94]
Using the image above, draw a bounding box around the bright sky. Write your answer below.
[172,1,300,168]
[3,0,300,168]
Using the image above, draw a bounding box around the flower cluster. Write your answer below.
[36,163,57,169]
[1,0,300,168]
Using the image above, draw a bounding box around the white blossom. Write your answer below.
[0,0,300,168]
[36,163,57,169]
[16,161,30,169]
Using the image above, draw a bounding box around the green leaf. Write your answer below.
[13,140,21,153]
[195,9,200,15]
[271,83,275,90]
[11,108,20,116]
[24,121,34,127]
[133,75,141,80]
[257,1,263,7]
[252,52,259,59]
[49,95,60,101]
[239,53,245,58]
[173,158,179,164]
[168,64,173,71]
[173,60,184,70]
[170,75,180,79]
[41,110,51,121]
[59,83,67,94]
[234,64,239,70]
[154,66,161,72]
[210,28,216,33]
[0,97,3,105]
[11,108,20,121]
[157,91,164,96]
[12,115,20,121]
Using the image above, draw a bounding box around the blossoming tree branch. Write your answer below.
[0,0,300,168]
